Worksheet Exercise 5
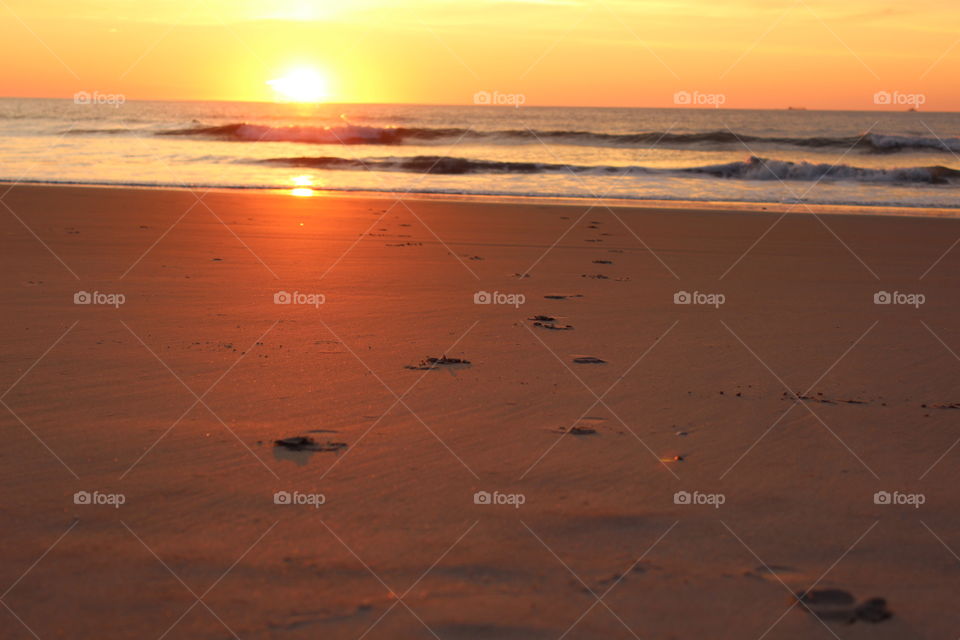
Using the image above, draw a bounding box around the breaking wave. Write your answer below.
[134,123,960,153]
[258,154,960,183]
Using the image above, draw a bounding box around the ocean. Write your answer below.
[2,98,959,211]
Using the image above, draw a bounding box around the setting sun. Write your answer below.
[266,67,330,103]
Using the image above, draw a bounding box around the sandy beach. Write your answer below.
[2,184,960,639]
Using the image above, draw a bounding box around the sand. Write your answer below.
[1,184,959,639]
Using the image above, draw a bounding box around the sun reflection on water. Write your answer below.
[291,174,315,197]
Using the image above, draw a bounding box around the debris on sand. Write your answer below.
[572,356,606,364]
[544,294,584,300]
[581,274,610,279]
[274,436,347,452]
[529,315,556,322]
[405,355,472,370]
[592,260,613,264]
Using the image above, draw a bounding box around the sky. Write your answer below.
[0,0,958,109]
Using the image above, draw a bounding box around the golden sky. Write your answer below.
[1,0,958,109]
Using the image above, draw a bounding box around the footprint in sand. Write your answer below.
[533,321,573,330]
[927,402,960,409]
[572,355,606,364]
[528,315,574,330]
[789,392,869,405]
[554,416,606,435]
[405,355,472,370]
[273,436,348,466]
[796,589,892,624]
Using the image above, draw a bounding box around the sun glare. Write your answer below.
[267,67,330,103]
[290,174,315,197]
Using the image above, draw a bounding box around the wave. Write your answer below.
[259,154,960,184]
[685,157,960,183]
[147,122,960,153]
[67,127,142,135]
[156,123,462,145]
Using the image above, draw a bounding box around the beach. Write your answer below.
[2,183,960,639]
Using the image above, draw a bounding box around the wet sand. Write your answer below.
[2,184,959,639]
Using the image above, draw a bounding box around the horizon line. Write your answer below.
[0,95,951,113]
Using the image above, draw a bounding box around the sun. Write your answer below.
[267,67,330,103]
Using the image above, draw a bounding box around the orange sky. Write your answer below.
[0,0,958,109]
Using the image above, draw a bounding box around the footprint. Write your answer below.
[554,416,606,435]
[572,355,606,364]
[928,402,960,409]
[854,598,893,623]
[405,355,471,370]
[273,436,348,466]
[796,589,892,624]
[532,322,573,331]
